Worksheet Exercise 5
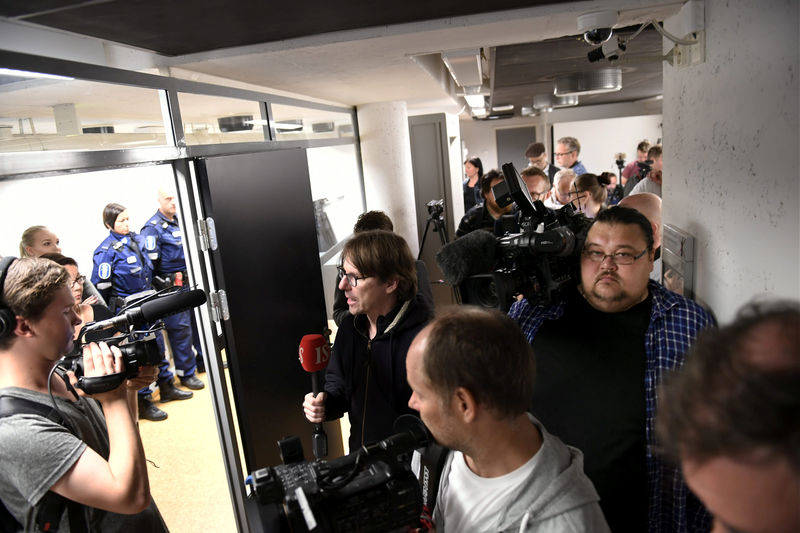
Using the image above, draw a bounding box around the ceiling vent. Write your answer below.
[441,49,484,87]
[554,68,622,97]
[532,94,579,111]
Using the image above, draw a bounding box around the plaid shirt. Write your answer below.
[509,281,715,533]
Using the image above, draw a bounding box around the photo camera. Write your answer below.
[247,415,430,533]
[58,288,206,395]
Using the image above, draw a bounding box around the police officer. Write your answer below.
[141,187,206,387]
[91,202,193,421]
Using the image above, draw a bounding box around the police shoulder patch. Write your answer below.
[98,262,112,279]
[145,235,157,251]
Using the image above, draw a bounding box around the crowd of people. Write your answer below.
[1,136,796,533]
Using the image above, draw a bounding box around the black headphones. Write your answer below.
[0,256,18,339]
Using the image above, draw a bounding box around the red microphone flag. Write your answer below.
[298,334,330,373]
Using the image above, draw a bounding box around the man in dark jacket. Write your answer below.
[303,230,432,451]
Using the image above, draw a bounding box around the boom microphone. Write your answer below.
[86,289,207,333]
[299,334,331,459]
[435,229,497,285]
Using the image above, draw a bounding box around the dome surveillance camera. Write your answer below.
[577,10,617,45]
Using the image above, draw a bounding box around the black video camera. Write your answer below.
[636,159,653,181]
[426,199,444,217]
[58,288,206,395]
[457,163,592,311]
[247,415,430,533]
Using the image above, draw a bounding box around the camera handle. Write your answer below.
[76,373,127,395]
[418,210,450,261]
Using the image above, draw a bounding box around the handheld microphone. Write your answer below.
[299,333,331,459]
[86,289,207,333]
[435,229,497,285]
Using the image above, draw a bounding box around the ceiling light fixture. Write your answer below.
[0,68,73,81]
[492,104,514,112]
[554,68,622,96]
[441,49,484,87]
[533,94,579,110]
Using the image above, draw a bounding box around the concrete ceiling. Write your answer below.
[0,0,684,118]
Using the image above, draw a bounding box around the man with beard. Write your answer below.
[508,206,715,533]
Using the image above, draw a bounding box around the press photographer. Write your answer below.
[0,257,169,531]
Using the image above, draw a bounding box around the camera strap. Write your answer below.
[417,443,449,530]
[0,395,88,532]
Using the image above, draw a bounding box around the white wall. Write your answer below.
[460,101,663,175]
[663,0,799,321]
[553,115,663,176]
[0,165,174,274]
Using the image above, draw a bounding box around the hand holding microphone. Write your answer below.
[298,333,331,458]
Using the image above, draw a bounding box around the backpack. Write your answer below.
[0,395,88,532]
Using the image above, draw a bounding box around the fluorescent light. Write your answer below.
[441,49,483,87]
[492,104,514,112]
[0,68,73,81]
[464,93,485,107]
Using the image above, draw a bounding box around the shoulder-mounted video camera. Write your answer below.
[58,288,206,395]
[246,415,430,533]
[437,163,593,311]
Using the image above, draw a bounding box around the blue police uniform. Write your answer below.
[91,230,174,390]
[141,211,201,378]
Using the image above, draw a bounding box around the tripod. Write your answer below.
[418,203,450,261]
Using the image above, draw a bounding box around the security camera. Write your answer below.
[588,37,627,62]
[577,10,618,45]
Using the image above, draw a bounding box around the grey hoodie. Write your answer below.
[432,414,610,533]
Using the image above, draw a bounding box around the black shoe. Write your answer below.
[159,381,194,402]
[180,374,205,390]
[138,396,168,421]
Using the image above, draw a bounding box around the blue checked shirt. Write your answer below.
[509,280,715,533]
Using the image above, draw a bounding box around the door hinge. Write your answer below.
[197,217,218,252]
[208,290,230,322]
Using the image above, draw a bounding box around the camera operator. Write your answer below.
[508,206,715,532]
[303,230,432,452]
[0,257,167,531]
[455,170,514,238]
[407,307,609,532]
[629,145,663,198]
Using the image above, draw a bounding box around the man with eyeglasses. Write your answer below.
[520,166,551,203]
[524,141,558,184]
[508,206,715,533]
[554,136,588,176]
[302,230,432,453]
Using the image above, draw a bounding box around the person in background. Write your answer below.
[657,301,800,533]
[621,140,651,186]
[618,192,663,282]
[462,157,484,212]
[456,170,513,238]
[554,136,588,176]
[91,203,193,421]
[568,173,610,219]
[519,166,551,202]
[543,169,575,210]
[141,187,205,389]
[40,252,112,339]
[524,141,558,184]
[630,145,663,198]
[19,225,105,307]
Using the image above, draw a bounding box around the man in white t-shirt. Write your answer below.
[407,307,609,532]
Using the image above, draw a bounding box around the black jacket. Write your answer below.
[324,293,432,451]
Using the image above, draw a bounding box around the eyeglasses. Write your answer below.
[554,150,575,157]
[70,275,85,289]
[582,248,649,265]
[337,267,370,287]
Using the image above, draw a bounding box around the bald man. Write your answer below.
[141,187,205,403]
[618,192,662,281]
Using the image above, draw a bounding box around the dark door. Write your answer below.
[194,149,343,472]
[496,126,535,171]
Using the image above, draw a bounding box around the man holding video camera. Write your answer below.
[0,257,167,531]
[509,206,715,532]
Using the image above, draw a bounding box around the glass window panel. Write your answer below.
[177,92,266,145]
[271,103,354,141]
[0,69,168,153]
[306,144,363,254]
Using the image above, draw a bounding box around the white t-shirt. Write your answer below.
[438,450,539,533]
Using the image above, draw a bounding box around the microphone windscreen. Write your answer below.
[435,230,497,285]
[299,334,330,372]
[140,289,207,324]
